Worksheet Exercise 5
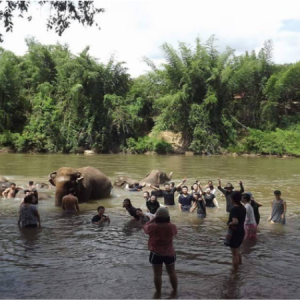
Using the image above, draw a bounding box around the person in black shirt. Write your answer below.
[92,206,110,225]
[226,191,246,270]
[150,177,187,206]
[198,184,219,208]
[123,198,139,220]
[191,193,206,218]
[178,186,194,212]
[146,195,160,214]
[218,179,244,212]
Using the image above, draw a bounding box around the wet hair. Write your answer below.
[97,206,105,212]
[182,186,188,190]
[123,198,132,208]
[69,188,75,194]
[143,191,150,196]
[24,194,33,204]
[28,181,34,186]
[242,193,251,202]
[155,216,170,223]
[10,182,16,187]
[208,180,213,184]
[274,190,281,195]
[231,191,243,206]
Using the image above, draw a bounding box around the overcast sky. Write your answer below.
[2,0,300,77]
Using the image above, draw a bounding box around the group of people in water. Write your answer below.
[120,178,287,294]
[2,177,287,295]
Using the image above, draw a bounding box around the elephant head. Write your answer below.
[49,167,84,206]
[141,170,173,185]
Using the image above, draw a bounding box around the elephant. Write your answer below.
[49,167,112,206]
[114,169,173,188]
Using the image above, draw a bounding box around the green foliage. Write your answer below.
[1,37,300,156]
[242,126,300,156]
[126,136,173,154]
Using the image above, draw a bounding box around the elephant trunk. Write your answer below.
[55,191,66,207]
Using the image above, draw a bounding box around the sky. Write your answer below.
[1,0,300,77]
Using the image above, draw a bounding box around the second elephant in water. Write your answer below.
[114,169,173,188]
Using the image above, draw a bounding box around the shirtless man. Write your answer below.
[2,183,22,199]
[62,188,80,212]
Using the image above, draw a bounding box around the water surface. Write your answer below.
[0,154,299,299]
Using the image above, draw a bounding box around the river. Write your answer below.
[0,154,299,299]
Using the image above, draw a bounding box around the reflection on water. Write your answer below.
[0,154,300,298]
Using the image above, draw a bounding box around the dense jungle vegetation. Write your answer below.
[1,37,300,155]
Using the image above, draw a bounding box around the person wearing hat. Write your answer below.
[143,207,178,295]
[268,190,286,224]
[218,179,244,212]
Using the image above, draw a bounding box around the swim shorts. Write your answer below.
[149,252,176,265]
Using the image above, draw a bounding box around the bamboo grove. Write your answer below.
[1,37,300,155]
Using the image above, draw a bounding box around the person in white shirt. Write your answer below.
[242,195,257,240]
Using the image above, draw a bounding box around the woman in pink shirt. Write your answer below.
[143,207,178,294]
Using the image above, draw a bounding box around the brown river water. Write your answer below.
[0,154,300,299]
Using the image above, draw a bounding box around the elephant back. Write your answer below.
[78,167,112,198]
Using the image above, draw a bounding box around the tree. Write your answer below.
[0,1,104,42]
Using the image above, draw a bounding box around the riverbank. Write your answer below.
[1,146,299,158]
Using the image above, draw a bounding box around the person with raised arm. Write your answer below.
[199,182,219,208]
[149,177,187,206]
[218,179,244,212]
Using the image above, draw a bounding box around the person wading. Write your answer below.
[143,207,178,295]
[62,188,80,212]
[218,179,244,212]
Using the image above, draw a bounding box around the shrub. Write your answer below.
[126,136,173,154]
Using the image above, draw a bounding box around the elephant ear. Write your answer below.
[49,172,57,186]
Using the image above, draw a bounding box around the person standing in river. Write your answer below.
[149,177,187,206]
[218,179,244,212]
[225,191,246,270]
[242,194,257,240]
[143,207,178,295]
[18,195,41,228]
[62,188,80,212]
[146,195,160,214]
[242,193,262,226]
[199,183,219,208]
[190,192,206,218]
[268,190,286,224]
[178,186,194,212]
